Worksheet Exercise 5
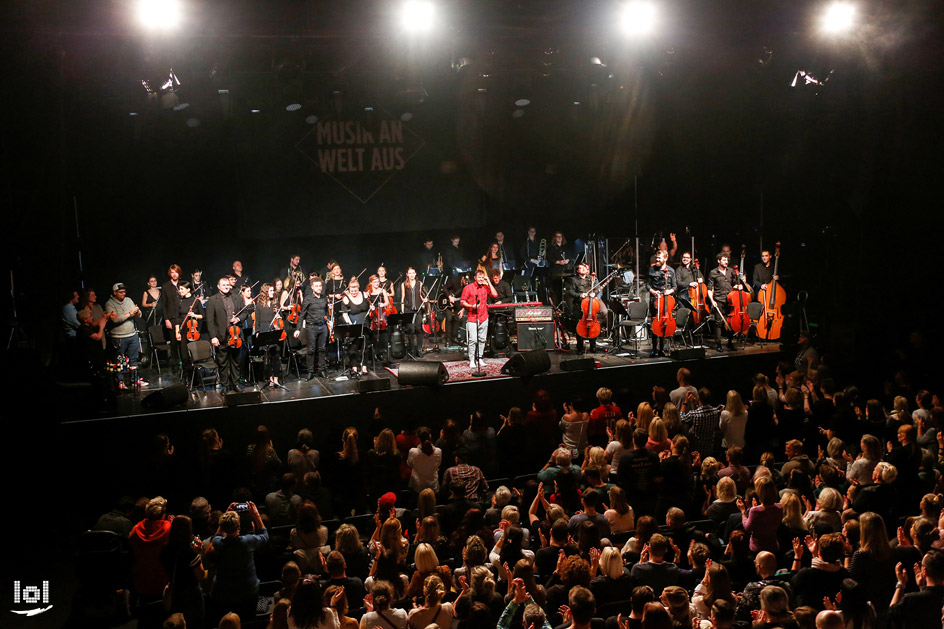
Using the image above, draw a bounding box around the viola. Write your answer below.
[688,258,709,324]
[756,242,786,341]
[576,270,618,340]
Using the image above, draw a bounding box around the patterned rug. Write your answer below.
[386,357,511,383]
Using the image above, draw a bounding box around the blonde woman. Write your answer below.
[603,486,635,534]
[406,543,453,599]
[705,476,740,524]
[589,546,630,604]
[636,401,655,433]
[779,493,809,540]
[581,446,609,481]
[846,435,882,486]
[803,487,842,533]
[719,390,747,448]
[752,585,794,627]
[645,418,671,453]
[407,575,453,629]
[661,402,685,438]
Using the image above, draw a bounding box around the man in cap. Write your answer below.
[104,282,148,389]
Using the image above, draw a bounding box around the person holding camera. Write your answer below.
[207,501,269,625]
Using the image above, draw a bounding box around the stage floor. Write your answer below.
[65,336,785,424]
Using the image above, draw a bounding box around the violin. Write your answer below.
[185,317,200,342]
[576,270,618,340]
[651,270,677,337]
[272,310,287,341]
[756,242,786,341]
[227,321,243,348]
[688,258,709,324]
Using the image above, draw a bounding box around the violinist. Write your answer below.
[707,253,738,352]
[366,274,392,358]
[173,281,203,380]
[752,250,778,295]
[674,252,704,312]
[567,262,609,355]
[325,264,346,302]
[340,277,371,376]
[648,250,677,357]
[442,272,469,347]
[271,277,284,310]
[191,269,208,307]
[460,269,498,369]
[295,274,329,380]
[254,283,286,390]
[237,284,255,384]
[376,266,396,301]
[206,277,244,393]
[142,276,160,321]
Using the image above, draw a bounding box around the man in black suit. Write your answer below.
[161,264,183,371]
[206,276,246,392]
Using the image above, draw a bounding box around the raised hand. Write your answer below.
[511,577,529,605]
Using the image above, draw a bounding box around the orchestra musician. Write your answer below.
[674,251,704,313]
[162,265,183,370]
[237,284,255,383]
[376,266,396,301]
[460,269,498,369]
[478,242,503,278]
[707,252,739,352]
[282,254,304,290]
[191,269,208,307]
[443,235,466,275]
[419,238,438,276]
[400,267,426,355]
[566,262,609,355]
[206,276,245,393]
[495,231,512,268]
[231,260,251,288]
[325,264,346,302]
[520,226,541,270]
[752,250,779,295]
[295,273,329,380]
[173,281,203,380]
[648,233,678,266]
[488,269,513,304]
[254,283,286,390]
[142,276,160,320]
[442,272,469,347]
[546,231,572,305]
[340,276,371,376]
[648,250,677,358]
[366,274,391,360]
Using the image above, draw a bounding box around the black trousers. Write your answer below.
[263,344,282,378]
[306,325,328,371]
[215,344,238,387]
[403,311,424,353]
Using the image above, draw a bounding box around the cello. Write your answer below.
[688,258,709,324]
[576,270,618,340]
[726,246,752,335]
[651,269,677,338]
[756,243,785,340]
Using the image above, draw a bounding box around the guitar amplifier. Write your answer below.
[516,322,556,351]
[515,306,553,322]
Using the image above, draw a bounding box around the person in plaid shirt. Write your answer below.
[442,447,488,500]
[681,387,721,458]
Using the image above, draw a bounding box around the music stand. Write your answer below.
[332,323,364,378]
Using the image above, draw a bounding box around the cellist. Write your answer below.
[566,262,608,355]
[751,250,779,296]
[648,250,677,358]
[707,253,739,352]
[674,252,703,312]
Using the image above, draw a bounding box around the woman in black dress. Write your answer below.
[341,277,372,376]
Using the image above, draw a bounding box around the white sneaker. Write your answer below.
[469,362,476,370]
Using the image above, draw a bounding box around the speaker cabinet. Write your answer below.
[501,350,551,376]
[560,357,597,371]
[141,383,189,410]
[357,378,392,393]
[516,322,555,351]
[397,361,449,386]
[222,391,263,407]
[671,347,706,361]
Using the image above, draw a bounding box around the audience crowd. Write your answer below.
[87,361,944,629]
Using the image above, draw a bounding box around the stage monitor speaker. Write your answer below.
[560,357,597,371]
[501,349,551,376]
[357,378,392,393]
[671,347,706,361]
[397,361,448,386]
[223,391,263,407]
[516,322,555,351]
[389,328,406,359]
[141,383,189,410]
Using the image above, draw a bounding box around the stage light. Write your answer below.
[305,115,318,124]
[285,103,302,112]
[172,102,189,111]
[136,0,181,31]
[400,112,414,122]
[820,2,856,34]
[621,2,657,36]
[250,109,261,113]
[401,1,435,33]
[514,98,531,106]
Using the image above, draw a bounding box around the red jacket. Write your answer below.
[129,518,173,596]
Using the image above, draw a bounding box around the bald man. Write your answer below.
[736,551,794,621]
[815,610,844,629]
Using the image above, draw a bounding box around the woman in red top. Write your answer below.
[588,387,622,447]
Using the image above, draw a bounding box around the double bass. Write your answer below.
[576,270,618,340]
[756,243,786,340]
[651,269,677,338]
[726,246,752,334]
